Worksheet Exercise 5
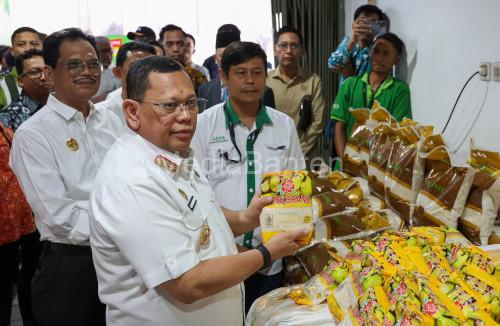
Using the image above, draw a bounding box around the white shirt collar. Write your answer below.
[138,134,194,177]
[48,93,96,122]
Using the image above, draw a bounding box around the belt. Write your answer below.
[42,241,91,256]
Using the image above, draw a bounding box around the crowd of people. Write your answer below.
[0,4,412,326]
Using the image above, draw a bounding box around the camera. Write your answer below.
[368,20,387,37]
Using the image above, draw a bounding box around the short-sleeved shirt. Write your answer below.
[331,72,412,139]
[95,87,125,125]
[191,101,305,275]
[10,94,122,245]
[89,130,243,326]
[266,67,325,155]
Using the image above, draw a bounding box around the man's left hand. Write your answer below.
[243,193,273,228]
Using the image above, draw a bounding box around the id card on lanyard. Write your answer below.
[222,101,263,249]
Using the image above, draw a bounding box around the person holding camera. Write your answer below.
[266,26,325,158]
[331,33,412,165]
[328,5,386,82]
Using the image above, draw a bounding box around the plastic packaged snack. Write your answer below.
[385,124,428,224]
[458,147,500,245]
[326,171,358,190]
[246,287,335,326]
[283,256,310,285]
[289,252,349,305]
[260,170,314,245]
[312,191,355,219]
[489,226,500,244]
[295,242,339,277]
[343,103,397,179]
[314,207,398,242]
[412,135,475,228]
[367,123,393,200]
[310,173,336,195]
[342,108,371,178]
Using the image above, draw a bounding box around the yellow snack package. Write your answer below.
[260,170,314,245]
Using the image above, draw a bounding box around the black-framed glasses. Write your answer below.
[59,59,102,75]
[132,98,208,114]
[277,42,301,50]
[20,67,45,79]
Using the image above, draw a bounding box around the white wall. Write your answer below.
[345,0,500,163]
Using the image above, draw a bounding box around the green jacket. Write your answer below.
[331,72,412,138]
[0,68,20,110]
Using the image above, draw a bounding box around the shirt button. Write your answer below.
[249,188,254,193]
[167,257,175,265]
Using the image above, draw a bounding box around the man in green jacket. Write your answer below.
[331,32,411,159]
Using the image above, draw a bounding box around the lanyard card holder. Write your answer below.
[297,95,312,131]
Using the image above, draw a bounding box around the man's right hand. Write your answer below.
[351,18,373,44]
[264,228,310,260]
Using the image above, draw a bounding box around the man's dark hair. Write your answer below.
[274,26,303,45]
[43,28,97,68]
[185,33,195,46]
[0,46,15,68]
[127,56,183,101]
[148,40,165,55]
[15,48,43,75]
[217,24,240,34]
[375,32,404,55]
[354,5,384,20]
[159,24,185,42]
[220,41,267,76]
[11,27,41,44]
[116,41,156,68]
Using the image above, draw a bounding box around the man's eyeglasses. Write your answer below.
[60,59,102,75]
[132,98,208,114]
[277,42,301,50]
[20,68,45,79]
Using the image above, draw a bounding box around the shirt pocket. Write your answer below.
[259,143,288,172]
[206,144,241,181]
[181,199,212,253]
[181,200,206,232]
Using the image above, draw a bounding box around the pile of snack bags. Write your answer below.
[289,226,499,325]
[340,101,500,246]
[251,102,500,325]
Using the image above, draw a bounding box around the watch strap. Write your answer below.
[255,244,271,270]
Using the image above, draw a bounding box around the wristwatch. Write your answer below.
[255,244,272,270]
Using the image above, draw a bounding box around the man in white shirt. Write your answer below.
[92,36,121,102]
[9,28,122,326]
[96,41,155,125]
[191,41,305,312]
[89,55,307,326]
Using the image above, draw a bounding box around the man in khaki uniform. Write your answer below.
[266,26,325,158]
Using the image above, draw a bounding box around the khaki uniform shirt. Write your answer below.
[266,67,325,155]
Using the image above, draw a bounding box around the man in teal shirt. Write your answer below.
[331,32,411,159]
[0,27,42,109]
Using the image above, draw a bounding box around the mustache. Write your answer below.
[74,77,97,83]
